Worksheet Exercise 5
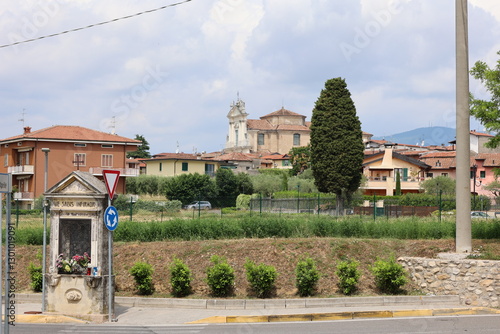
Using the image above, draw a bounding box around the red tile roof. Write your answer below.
[150,153,210,161]
[213,152,254,162]
[474,153,500,167]
[261,108,304,118]
[0,125,141,144]
[470,130,493,137]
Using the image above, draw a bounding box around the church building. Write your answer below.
[225,98,311,155]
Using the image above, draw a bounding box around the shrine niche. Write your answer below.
[44,171,114,322]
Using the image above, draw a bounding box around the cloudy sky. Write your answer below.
[1,0,500,154]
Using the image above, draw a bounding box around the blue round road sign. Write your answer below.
[104,206,119,231]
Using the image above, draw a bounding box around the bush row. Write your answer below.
[127,257,407,298]
[13,216,500,245]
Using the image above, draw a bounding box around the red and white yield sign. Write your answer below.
[102,170,121,199]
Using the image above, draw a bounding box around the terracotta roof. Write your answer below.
[247,119,275,130]
[261,108,305,118]
[470,130,493,137]
[420,151,457,158]
[422,157,455,169]
[214,152,254,162]
[474,153,500,167]
[149,153,212,161]
[260,154,290,160]
[0,125,141,144]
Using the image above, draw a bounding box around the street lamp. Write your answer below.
[41,147,50,312]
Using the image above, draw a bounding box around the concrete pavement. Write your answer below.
[6,294,500,325]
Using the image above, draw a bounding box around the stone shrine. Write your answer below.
[44,171,114,322]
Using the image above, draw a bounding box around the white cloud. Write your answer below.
[0,1,500,154]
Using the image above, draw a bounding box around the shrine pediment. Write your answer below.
[46,171,107,197]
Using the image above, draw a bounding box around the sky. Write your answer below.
[1,0,500,155]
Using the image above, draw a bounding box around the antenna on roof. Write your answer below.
[19,109,26,127]
[110,116,116,134]
[176,141,180,154]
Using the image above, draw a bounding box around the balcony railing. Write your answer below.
[13,192,34,200]
[8,165,34,175]
[89,167,140,177]
[367,177,423,182]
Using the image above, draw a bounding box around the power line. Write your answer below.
[0,0,193,49]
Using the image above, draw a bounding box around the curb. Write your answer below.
[15,293,461,310]
[188,307,500,324]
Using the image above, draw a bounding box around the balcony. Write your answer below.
[13,192,34,200]
[89,167,140,177]
[364,176,423,191]
[8,165,34,175]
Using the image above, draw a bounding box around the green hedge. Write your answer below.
[13,216,500,245]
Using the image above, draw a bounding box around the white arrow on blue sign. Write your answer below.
[104,206,119,231]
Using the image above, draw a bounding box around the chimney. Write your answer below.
[23,126,31,134]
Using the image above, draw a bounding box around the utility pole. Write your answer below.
[455,0,472,253]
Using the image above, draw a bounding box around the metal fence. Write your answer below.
[249,196,337,214]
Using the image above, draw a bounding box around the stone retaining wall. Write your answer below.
[399,257,500,308]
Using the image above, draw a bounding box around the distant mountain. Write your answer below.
[372,127,456,147]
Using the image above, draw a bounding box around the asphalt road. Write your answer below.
[8,314,500,334]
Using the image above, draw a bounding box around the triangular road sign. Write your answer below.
[103,170,121,199]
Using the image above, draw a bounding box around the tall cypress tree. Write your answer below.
[310,78,364,214]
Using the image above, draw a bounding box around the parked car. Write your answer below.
[471,211,492,219]
[184,201,212,210]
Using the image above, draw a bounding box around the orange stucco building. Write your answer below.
[0,125,140,209]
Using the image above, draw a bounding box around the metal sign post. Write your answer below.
[102,170,120,322]
[1,173,12,334]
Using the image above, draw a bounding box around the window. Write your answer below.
[159,163,162,172]
[293,133,300,146]
[101,144,113,148]
[101,154,113,167]
[480,171,486,178]
[282,160,290,167]
[74,143,87,147]
[470,171,474,179]
[258,133,265,145]
[205,164,215,177]
[182,162,188,171]
[73,153,86,167]
[441,173,448,177]
[4,154,8,167]
[426,172,433,178]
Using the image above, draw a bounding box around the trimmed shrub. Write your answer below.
[371,257,408,294]
[206,256,235,297]
[244,259,278,298]
[295,257,320,297]
[335,259,361,295]
[169,258,192,297]
[129,262,155,295]
[28,262,43,292]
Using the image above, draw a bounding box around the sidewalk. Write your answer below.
[7,294,500,325]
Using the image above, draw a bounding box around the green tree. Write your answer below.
[484,179,500,206]
[310,78,364,214]
[250,173,282,197]
[470,51,500,149]
[164,173,216,205]
[214,168,239,207]
[395,170,401,196]
[289,145,311,176]
[127,134,151,159]
[421,175,455,195]
[236,172,254,195]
